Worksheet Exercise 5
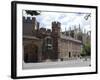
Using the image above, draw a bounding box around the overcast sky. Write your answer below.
[23,10,91,32]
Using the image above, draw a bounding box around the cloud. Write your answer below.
[65,13,91,31]
[23,10,91,32]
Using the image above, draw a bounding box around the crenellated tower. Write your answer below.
[51,21,61,60]
[52,21,61,38]
[23,16,36,36]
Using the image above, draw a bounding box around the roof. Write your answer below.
[60,34,82,43]
[23,35,39,40]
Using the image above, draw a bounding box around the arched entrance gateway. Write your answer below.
[24,43,39,63]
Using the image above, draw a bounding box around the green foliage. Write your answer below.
[25,10,41,16]
[80,53,86,57]
[81,41,91,57]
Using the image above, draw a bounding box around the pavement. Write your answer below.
[23,58,91,69]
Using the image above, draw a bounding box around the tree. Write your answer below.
[84,41,91,56]
[25,10,41,16]
[81,40,91,57]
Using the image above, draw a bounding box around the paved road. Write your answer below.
[23,58,91,69]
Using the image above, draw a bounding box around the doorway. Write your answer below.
[69,52,71,58]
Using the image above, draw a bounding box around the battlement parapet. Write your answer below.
[23,16,36,23]
[52,21,61,29]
